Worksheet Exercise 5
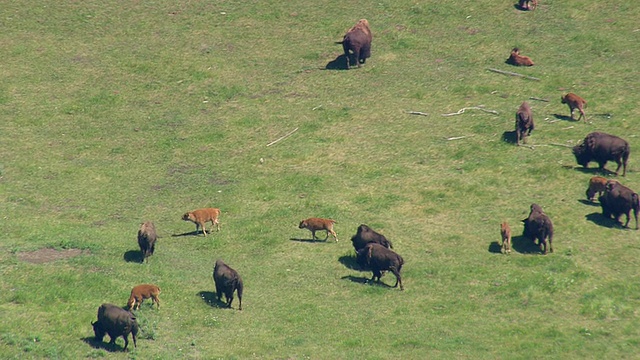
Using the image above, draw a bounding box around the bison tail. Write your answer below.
[335,41,344,44]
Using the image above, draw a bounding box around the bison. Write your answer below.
[213,259,243,310]
[182,208,221,236]
[350,224,393,252]
[127,284,161,310]
[92,303,139,351]
[500,221,512,254]
[522,203,554,254]
[356,243,404,290]
[336,19,372,69]
[586,176,611,201]
[137,221,157,263]
[515,101,534,146]
[572,132,630,176]
[518,0,538,10]
[599,181,639,229]
[298,217,338,241]
[561,93,587,122]
[506,48,534,66]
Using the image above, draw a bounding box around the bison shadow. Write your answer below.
[171,230,202,237]
[552,113,575,121]
[325,54,350,70]
[289,237,327,243]
[338,254,360,270]
[341,274,395,288]
[578,199,600,207]
[123,250,144,263]
[81,336,125,352]
[502,131,517,144]
[510,234,546,254]
[585,212,620,229]
[197,291,227,308]
[573,166,617,176]
[488,241,503,254]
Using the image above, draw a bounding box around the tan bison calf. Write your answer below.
[586,176,611,201]
[182,208,221,236]
[500,222,512,254]
[127,284,161,310]
[507,48,534,67]
[298,217,338,241]
[561,93,587,122]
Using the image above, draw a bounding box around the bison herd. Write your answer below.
[88,11,637,352]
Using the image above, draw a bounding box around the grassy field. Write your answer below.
[1,0,640,358]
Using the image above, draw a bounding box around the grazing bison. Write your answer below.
[500,221,512,254]
[518,0,538,10]
[336,19,372,69]
[561,93,587,122]
[506,48,534,66]
[137,221,157,263]
[599,181,639,229]
[92,303,139,351]
[356,243,404,290]
[127,284,161,310]
[572,132,630,176]
[586,176,611,201]
[213,259,243,310]
[515,101,534,146]
[298,217,338,241]
[522,203,554,254]
[350,224,393,252]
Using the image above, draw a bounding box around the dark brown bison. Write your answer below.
[515,101,534,146]
[213,259,243,310]
[599,181,639,229]
[506,48,534,66]
[298,217,338,241]
[336,19,372,69]
[92,303,139,351]
[561,93,587,122]
[518,0,538,10]
[137,221,157,263]
[572,132,630,176]
[350,224,393,252]
[522,203,554,254]
[356,242,404,290]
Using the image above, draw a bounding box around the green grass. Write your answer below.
[2,0,640,358]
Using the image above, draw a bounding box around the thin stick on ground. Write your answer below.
[446,135,474,141]
[266,127,299,147]
[487,68,540,81]
[406,111,429,116]
[441,106,499,116]
[529,97,549,102]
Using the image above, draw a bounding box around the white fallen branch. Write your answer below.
[312,105,323,110]
[267,127,299,147]
[562,126,574,130]
[406,111,429,116]
[446,135,474,141]
[487,68,540,81]
[441,106,499,116]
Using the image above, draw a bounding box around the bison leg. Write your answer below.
[311,230,318,240]
[390,267,403,290]
[201,223,208,236]
[122,335,129,351]
[352,48,361,68]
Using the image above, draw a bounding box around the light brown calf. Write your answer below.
[182,208,221,236]
[507,48,534,67]
[500,222,512,254]
[299,217,338,241]
[561,93,587,122]
[127,284,161,310]
[586,176,610,201]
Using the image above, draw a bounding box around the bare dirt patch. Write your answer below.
[17,248,89,264]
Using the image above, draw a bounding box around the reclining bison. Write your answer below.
[599,181,639,229]
[356,243,404,290]
[336,19,372,69]
[573,132,630,176]
[92,303,139,351]
[522,203,554,254]
[350,224,393,252]
[213,259,244,310]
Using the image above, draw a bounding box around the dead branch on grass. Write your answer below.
[487,68,540,81]
[266,127,299,147]
[406,111,429,116]
[441,106,499,116]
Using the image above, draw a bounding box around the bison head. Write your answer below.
[92,321,106,342]
[572,144,591,167]
[298,220,307,229]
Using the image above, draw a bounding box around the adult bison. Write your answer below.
[92,303,139,351]
[599,181,639,229]
[573,132,630,176]
[336,19,372,69]
[213,259,243,310]
[356,243,404,290]
[350,224,393,252]
[522,203,554,254]
[137,221,157,263]
[515,101,534,146]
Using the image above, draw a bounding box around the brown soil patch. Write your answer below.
[18,248,89,264]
